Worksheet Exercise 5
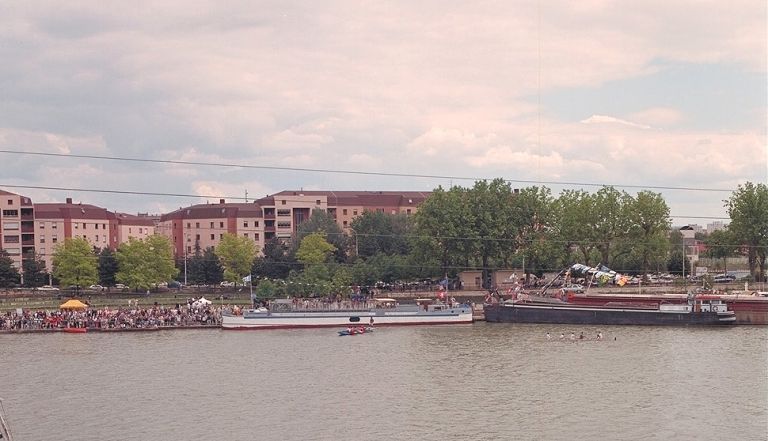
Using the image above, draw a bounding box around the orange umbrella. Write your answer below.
[59,299,88,310]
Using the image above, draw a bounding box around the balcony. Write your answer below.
[21,222,34,233]
[22,238,35,246]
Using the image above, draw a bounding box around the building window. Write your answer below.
[40,237,45,243]
[139,228,143,234]
[52,223,57,229]
[83,223,87,229]
[281,200,286,205]
[3,222,19,230]
[277,209,290,217]
[7,200,12,205]
[95,235,99,242]
[52,235,58,243]
[353,210,358,215]
[220,222,224,228]
[210,234,215,240]
[2,209,18,216]
[406,209,412,215]
[219,233,223,239]
[187,236,191,242]
[254,233,259,240]
[255,221,259,227]
[128,228,132,233]
[3,235,19,244]
[195,222,200,228]
[187,246,192,254]
[195,234,200,240]
[187,222,191,228]
[277,221,291,229]
[39,223,45,229]
[94,224,99,230]
[316,199,321,205]
[343,221,348,227]
[243,221,248,228]
[343,209,348,215]
[103,224,106,229]
[244,233,248,238]
[39,248,45,256]
[210,221,214,228]
[74,223,78,229]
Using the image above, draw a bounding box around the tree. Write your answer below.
[116,235,178,290]
[726,182,768,282]
[511,186,557,279]
[553,189,598,265]
[254,279,279,299]
[0,250,20,288]
[623,191,671,274]
[413,185,474,276]
[22,250,48,288]
[52,237,98,289]
[186,243,223,286]
[216,233,257,284]
[350,211,412,257]
[703,229,739,273]
[252,237,294,280]
[294,209,349,262]
[98,248,118,287]
[296,233,336,265]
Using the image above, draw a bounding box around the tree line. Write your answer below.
[0,180,766,292]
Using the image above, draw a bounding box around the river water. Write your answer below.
[2,323,766,441]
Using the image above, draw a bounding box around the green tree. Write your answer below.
[216,233,257,284]
[511,186,557,279]
[703,229,739,273]
[553,189,598,265]
[468,179,518,287]
[52,237,98,289]
[0,250,20,288]
[623,191,671,274]
[98,248,118,287]
[116,235,178,290]
[296,233,336,265]
[350,211,412,257]
[726,182,768,281]
[186,243,224,286]
[413,185,474,276]
[252,237,294,280]
[254,279,278,299]
[22,250,48,288]
[294,209,349,262]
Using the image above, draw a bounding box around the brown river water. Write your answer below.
[1,323,766,441]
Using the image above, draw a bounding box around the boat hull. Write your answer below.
[484,303,734,326]
[222,307,473,330]
[568,293,768,325]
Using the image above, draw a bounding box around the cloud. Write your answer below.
[629,107,685,127]
[580,115,652,130]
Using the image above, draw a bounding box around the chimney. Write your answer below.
[219,199,225,204]
[66,197,72,204]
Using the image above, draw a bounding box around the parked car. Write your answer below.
[713,275,736,283]
[220,281,235,287]
[115,283,129,289]
[168,281,182,289]
[89,284,105,291]
[37,285,60,291]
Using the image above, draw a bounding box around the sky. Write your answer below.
[0,1,766,226]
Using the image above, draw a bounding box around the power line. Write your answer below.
[0,183,732,220]
[0,149,737,193]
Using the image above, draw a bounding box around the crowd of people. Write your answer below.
[0,298,222,332]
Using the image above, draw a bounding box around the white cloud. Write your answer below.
[580,115,652,130]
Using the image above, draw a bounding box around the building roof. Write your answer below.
[34,203,116,221]
[114,212,157,226]
[160,202,263,221]
[261,190,430,207]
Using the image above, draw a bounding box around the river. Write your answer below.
[1,323,766,441]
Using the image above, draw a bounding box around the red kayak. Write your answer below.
[63,328,87,333]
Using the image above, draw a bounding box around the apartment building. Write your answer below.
[115,212,157,243]
[157,199,264,258]
[255,190,430,237]
[0,189,35,269]
[158,191,429,258]
[33,198,119,269]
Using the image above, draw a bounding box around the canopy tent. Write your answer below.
[191,297,213,308]
[59,299,89,310]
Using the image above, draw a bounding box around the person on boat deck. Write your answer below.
[560,333,565,340]
[570,332,575,341]
[597,332,603,340]
[546,332,551,340]
[369,316,374,326]
[579,332,585,340]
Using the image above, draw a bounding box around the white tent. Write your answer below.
[197,297,212,305]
